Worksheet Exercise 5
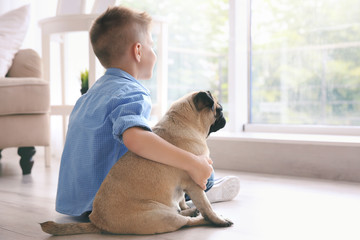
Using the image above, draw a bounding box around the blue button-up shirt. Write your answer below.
[56,68,152,216]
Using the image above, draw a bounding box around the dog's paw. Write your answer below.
[179,208,200,217]
[191,209,200,217]
[209,216,233,227]
[221,218,233,227]
[215,218,233,227]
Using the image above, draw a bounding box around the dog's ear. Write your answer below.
[193,91,215,111]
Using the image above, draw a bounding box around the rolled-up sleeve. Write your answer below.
[110,92,152,144]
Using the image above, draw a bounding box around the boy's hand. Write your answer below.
[187,154,214,190]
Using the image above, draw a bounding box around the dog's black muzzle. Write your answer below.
[208,104,226,136]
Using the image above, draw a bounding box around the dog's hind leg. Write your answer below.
[179,207,200,217]
[184,215,210,227]
[179,197,190,210]
[140,211,210,234]
[127,205,209,234]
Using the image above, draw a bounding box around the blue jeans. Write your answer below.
[185,171,215,201]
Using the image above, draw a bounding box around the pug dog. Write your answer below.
[41,91,232,235]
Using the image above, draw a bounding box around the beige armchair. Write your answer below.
[0,49,50,174]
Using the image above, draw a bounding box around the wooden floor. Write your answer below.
[1,148,360,240]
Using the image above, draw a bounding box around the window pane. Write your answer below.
[118,0,229,115]
[251,0,360,125]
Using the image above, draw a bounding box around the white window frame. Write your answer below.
[228,0,360,137]
[228,0,250,133]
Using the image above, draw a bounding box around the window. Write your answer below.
[251,0,360,126]
[119,0,359,133]
[118,0,230,119]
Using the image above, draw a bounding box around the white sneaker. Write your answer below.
[206,176,240,203]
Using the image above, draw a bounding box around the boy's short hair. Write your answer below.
[90,6,152,68]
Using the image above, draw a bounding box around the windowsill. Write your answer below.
[207,131,360,182]
[209,131,360,147]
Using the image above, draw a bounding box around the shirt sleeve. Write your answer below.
[110,91,152,144]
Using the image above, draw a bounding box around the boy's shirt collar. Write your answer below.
[105,68,150,95]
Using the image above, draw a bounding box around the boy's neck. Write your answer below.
[110,61,138,80]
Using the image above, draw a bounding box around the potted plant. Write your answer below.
[80,69,88,95]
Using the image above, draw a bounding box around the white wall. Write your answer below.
[0,0,57,54]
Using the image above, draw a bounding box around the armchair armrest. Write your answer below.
[6,49,42,78]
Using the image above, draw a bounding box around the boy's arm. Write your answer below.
[122,127,213,190]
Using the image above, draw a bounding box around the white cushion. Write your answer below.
[0,5,30,78]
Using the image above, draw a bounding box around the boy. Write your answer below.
[56,6,239,217]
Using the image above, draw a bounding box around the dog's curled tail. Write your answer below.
[40,221,101,235]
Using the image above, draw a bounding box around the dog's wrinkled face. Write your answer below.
[193,91,226,136]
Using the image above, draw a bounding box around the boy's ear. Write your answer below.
[133,43,142,62]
